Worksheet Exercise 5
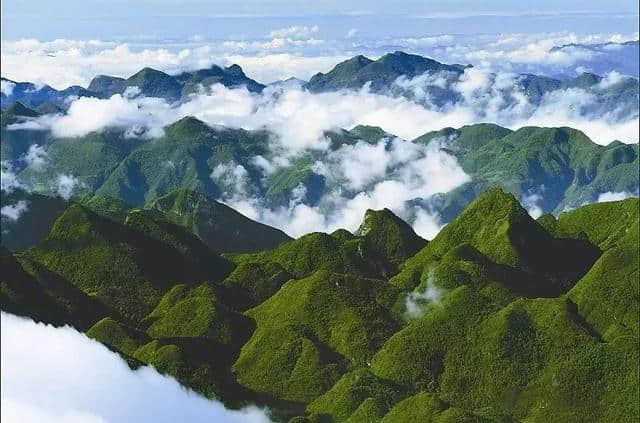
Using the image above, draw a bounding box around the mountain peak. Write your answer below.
[224,64,246,77]
[305,50,464,92]
[149,188,291,253]
[87,75,126,96]
[425,187,536,268]
[164,116,210,137]
[135,67,167,76]
[124,67,182,100]
[356,208,427,266]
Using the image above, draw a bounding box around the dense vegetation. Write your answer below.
[1,188,637,422]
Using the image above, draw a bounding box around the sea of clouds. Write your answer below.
[3,52,639,238]
[1,29,638,88]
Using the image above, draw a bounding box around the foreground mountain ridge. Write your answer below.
[2,188,638,422]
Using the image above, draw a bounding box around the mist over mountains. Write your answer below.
[2,50,638,125]
[2,49,638,238]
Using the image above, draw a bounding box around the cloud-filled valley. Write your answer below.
[2,43,639,239]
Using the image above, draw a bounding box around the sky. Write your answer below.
[2,0,639,40]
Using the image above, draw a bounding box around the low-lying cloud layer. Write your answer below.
[405,272,446,318]
[226,137,470,238]
[12,68,639,145]
[5,61,638,238]
[1,312,272,423]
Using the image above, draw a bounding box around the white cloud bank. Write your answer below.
[597,191,637,202]
[268,25,319,39]
[1,312,272,423]
[1,79,17,95]
[12,68,638,145]
[1,31,637,89]
[405,272,446,318]
[0,39,344,87]
[1,200,28,221]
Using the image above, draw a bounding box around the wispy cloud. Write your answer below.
[268,25,319,39]
[1,200,28,221]
[405,271,446,318]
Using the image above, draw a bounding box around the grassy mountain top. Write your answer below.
[356,208,427,273]
[431,124,638,220]
[231,207,425,279]
[393,189,601,295]
[86,62,265,101]
[121,67,183,101]
[413,122,513,152]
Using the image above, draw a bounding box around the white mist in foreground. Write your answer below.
[0,312,272,423]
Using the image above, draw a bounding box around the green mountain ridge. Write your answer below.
[3,111,636,230]
[305,51,468,93]
[1,188,292,255]
[2,188,637,422]
[419,125,639,219]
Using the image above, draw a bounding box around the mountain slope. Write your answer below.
[22,204,232,320]
[420,125,639,220]
[94,116,271,205]
[1,77,100,110]
[303,52,639,118]
[1,191,637,422]
[149,188,291,253]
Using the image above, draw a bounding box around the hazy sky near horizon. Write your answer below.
[2,0,639,40]
[4,0,638,17]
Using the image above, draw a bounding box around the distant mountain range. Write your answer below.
[1,63,264,110]
[2,186,638,421]
[2,50,638,118]
[550,40,639,78]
